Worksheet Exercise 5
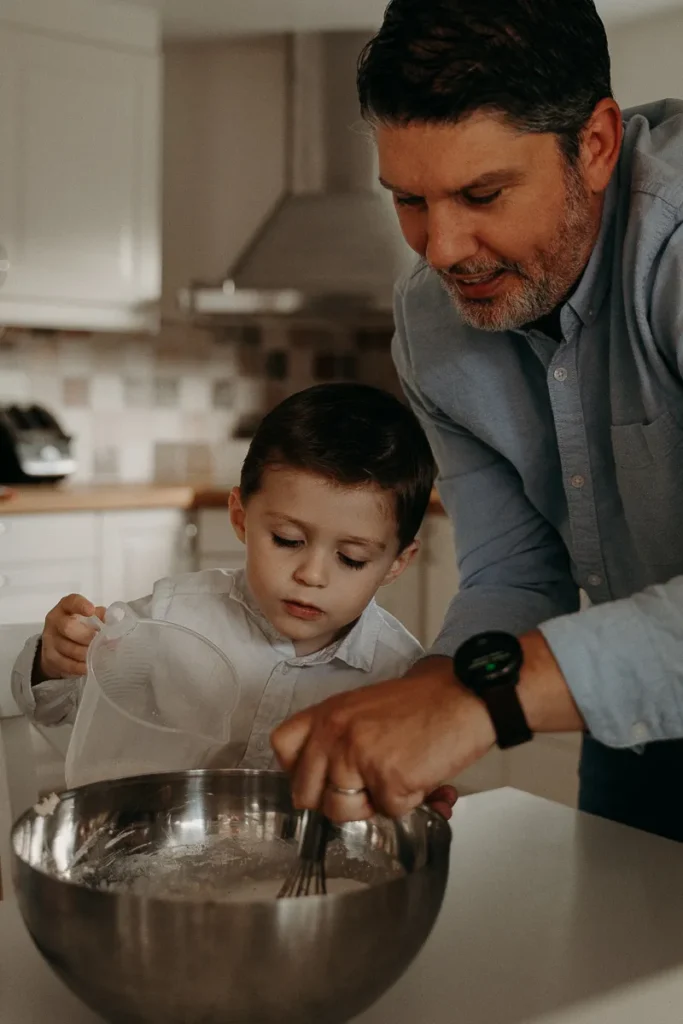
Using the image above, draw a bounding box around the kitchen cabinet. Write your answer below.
[0,511,99,624]
[0,508,190,623]
[506,732,581,807]
[375,544,423,642]
[0,560,99,626]
[100,510,191,605]
[375,513,459,649]
[0,0,161,332]
[195,509,246,573]
[421,514,460,647]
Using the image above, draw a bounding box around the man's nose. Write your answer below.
[424,204,479,272]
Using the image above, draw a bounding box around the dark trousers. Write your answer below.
[579,733,683,842]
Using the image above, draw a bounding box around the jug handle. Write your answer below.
[76,602,139,639]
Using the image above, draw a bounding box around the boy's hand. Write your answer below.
[38,594,105,682]
[425,784,458,821]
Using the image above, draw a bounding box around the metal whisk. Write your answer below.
[277,810,331,898]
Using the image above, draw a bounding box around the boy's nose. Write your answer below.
[293,552,327,588]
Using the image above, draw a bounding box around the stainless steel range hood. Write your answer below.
[179,32,413,320]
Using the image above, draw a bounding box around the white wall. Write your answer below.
[161,37,287,320]
[609,9,683,108]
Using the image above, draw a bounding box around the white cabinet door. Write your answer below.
[0,21,161,331]
[100,510,190,606]
[422,514,459,647]
[0,512,98,565]
[375,549,424,644]
[0,511,100,624]
[196,510,246,573]
[196,510,243,557]
[0,559,99,625]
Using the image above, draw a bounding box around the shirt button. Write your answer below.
[281,665,290,675]
[587,573,603,588]
[553,367,568,382]
[256,739,265,751]
[632,722,649,744]
[570,475,585,489]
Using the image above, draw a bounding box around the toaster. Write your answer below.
[0,404,76,484]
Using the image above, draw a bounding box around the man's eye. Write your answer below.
[465,190,503,207]
[272,534,301,548]
[339,553,368,570]
[395,195,425,208]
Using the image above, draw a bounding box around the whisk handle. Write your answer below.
[299,810,331,862]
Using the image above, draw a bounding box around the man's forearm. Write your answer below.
[518,630,584,733]
[409,634,585,736]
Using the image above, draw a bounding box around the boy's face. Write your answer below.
[229,468,418,656]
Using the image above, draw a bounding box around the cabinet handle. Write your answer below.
[0,244,9,287]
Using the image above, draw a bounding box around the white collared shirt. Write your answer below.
[12,569,423,782]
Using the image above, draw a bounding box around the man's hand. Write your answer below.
[37,594,105,683]
[272,632,584,822]
[271,656,495,822]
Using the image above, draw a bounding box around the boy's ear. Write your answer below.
[380,539,419,587]
[228,486,247,544]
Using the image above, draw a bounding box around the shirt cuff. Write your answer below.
[429,585,578,659]
[540,602,683,749]
[10,634,41,717]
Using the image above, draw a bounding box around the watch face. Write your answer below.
[454,632,522,688]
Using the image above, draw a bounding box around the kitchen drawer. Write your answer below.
[0,560,99,624]
[197,510,243,556]
[506,734,581,808]
[0,512,98,565]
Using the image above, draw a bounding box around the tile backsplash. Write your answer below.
[0,321,397,485]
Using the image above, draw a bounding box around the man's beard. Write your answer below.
[437,165,596,332]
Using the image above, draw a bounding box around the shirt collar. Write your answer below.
[564,172,618,329]
[227,569,380,671]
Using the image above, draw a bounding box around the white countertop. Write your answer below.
[2,788,683,1023]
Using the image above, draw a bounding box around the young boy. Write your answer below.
[12,383,436,788]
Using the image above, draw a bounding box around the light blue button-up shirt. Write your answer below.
[394,99,683,750]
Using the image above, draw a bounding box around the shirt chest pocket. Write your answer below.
[611,410,683,566]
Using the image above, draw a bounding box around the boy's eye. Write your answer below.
[339,553,368,571]
[272,533,301,548]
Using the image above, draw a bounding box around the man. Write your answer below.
[273,0,683,841]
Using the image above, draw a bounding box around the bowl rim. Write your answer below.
[11,768,452,906]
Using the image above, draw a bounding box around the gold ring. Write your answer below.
[327,783,367,797]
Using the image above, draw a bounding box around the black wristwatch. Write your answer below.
[454,632,533,750]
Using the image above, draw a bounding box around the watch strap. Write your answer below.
[480,681,532,750]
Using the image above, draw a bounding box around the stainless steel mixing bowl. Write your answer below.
[11,769,451,1024]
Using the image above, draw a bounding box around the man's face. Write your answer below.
[377,114,603,331]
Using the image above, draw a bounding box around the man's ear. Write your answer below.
[580,97,623,194]
[380,539,419,587]
[228,486,247,544]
